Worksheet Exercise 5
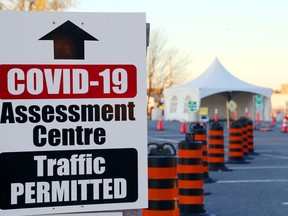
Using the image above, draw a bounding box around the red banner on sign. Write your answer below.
[0,64,137,99]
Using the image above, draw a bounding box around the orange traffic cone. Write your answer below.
[157,117,163,131]
[233,111,237,121]
[180,120,187,133]
[281,117,287,133]
[214,108,218,122]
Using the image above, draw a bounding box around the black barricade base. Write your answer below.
[203,175,217,183]
[180,204,217,216]
[226,157,250,164]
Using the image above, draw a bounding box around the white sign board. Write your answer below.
[0,11,147,216]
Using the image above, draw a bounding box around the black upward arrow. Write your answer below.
[39,20,98,60]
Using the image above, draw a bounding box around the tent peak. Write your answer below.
[203,57,234,78]
[213,57,221,63]
[180,57,272,98]
[210,57,222,66]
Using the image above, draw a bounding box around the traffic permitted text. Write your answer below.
[11,154,127,205]
[0,149,138,209]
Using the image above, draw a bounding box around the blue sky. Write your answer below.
[70,0,288,90]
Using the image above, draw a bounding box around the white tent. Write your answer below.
[164,58,272,122]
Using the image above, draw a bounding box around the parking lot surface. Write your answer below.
[148,119,288,216]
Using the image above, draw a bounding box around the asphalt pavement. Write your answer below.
[148,119,288,216]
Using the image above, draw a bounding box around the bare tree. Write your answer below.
[0,0,77,11]
[147,28,190,110]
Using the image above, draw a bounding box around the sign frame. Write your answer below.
[227,100,237,112]
[0,11,147,216]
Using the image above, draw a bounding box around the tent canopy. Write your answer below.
[164,58,272,121]
[167,58,272,99]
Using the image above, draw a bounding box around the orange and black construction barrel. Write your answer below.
[190,123,215,183]
[227,120,249,164]
[178,134,216,216]
[239,117,250,157]
[240,117,254,160]
[208,122,231,171]
[247,119,259,155]
[142,143,179,216]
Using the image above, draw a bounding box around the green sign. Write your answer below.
[188,100,197,112]
[255,95,263,104]
[255,95,264,111]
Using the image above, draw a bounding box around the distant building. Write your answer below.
[271,84,288,121]
[281,84,288,93]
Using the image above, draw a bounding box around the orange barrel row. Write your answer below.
[208,122,231,171]
[190,123,215,183]
[178,135,214,216]
[143,143,179,216]
[227,120,248,164]
[239,117,249,156]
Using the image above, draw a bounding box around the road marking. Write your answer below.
[229,165,288,170]
[282,202,288,205]
[217,179,288,184]
[261,154,288,160]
